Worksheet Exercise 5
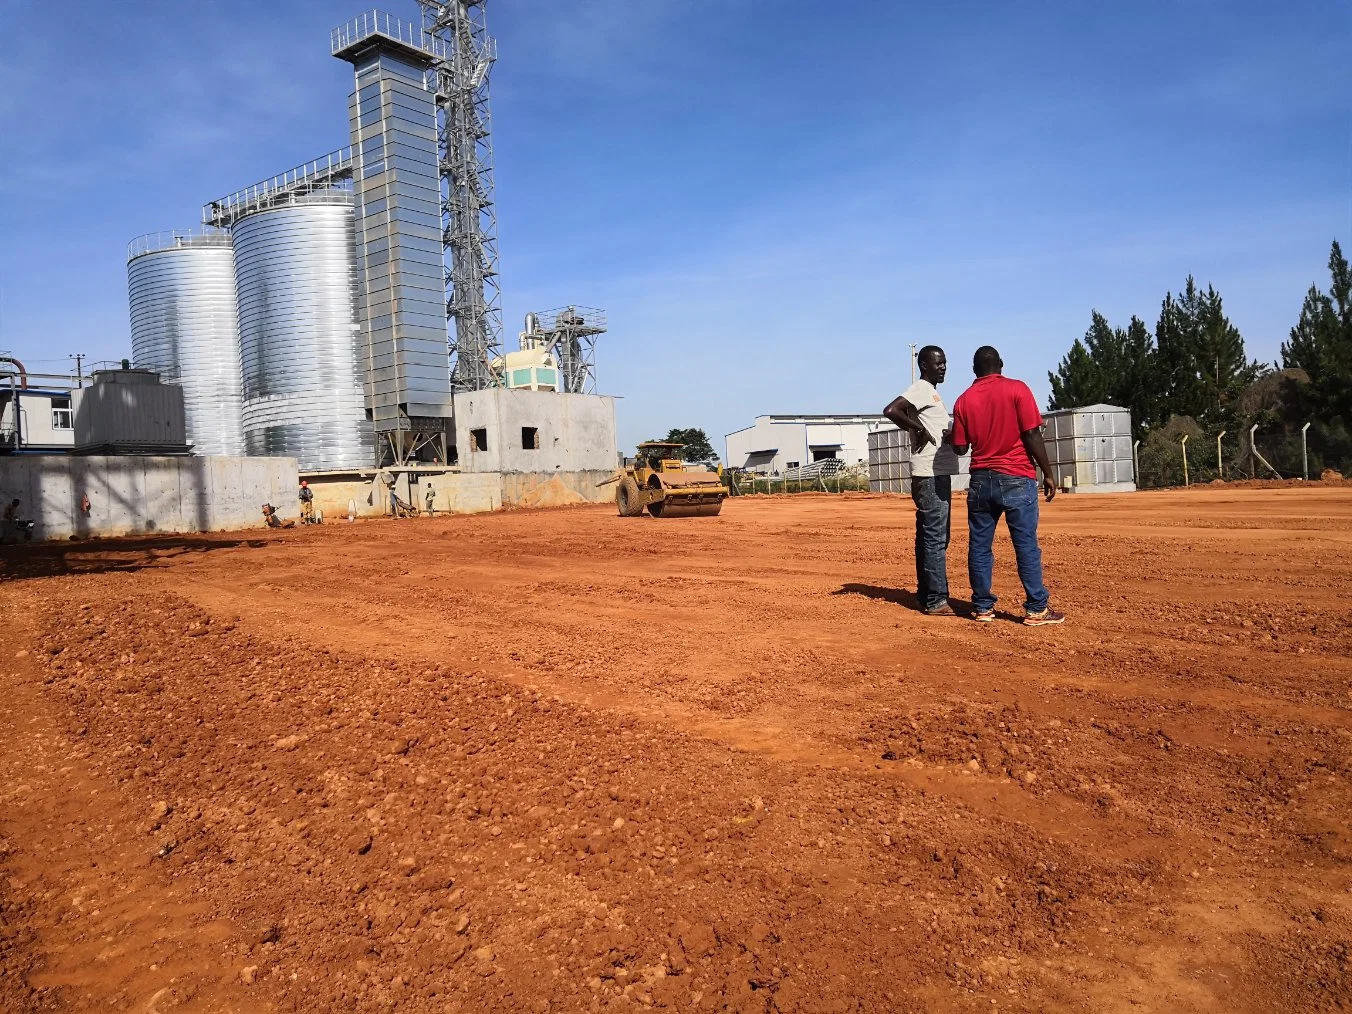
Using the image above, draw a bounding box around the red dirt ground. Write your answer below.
[2,488,1350,1012]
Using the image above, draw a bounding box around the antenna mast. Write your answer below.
[417,0,502,391]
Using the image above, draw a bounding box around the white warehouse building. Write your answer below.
[724,413,888,474]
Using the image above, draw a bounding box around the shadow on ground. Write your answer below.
[0,535,268,582]
[833,583,1012,620]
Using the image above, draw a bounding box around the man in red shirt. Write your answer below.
[950,346,1066,625]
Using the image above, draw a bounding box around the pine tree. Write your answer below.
[1048,335,1105,410]
[1282,240,1352,423]
[1195,284,1263,427]
[1154,279,1205,425]
[1116,315,1156,438]
[1151,277,1261,427]
[1049,311,1156,437]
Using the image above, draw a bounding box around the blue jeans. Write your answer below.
[911,475,951,611]
[966,470,1049,614]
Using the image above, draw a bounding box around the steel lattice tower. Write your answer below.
[417,0,501,391]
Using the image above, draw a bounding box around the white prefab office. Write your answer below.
[0,388,77,453]
[725,414,887,474]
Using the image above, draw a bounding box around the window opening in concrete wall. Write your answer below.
[787,461,800,469]
[521,426,539,450]
[470,428,488,452]
[51,397,73,430]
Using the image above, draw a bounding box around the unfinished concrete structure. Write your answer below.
[451,388,617,474]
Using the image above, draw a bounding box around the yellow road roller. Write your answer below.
[599,442,727,518]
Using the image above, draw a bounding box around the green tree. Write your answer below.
[1048,338,1103,410]
[1048,311,1155,439]
[1117,315,1157,437]
[1282,240,1352,423]
[1196,285,1264,428]
[1154,277,1262,428]
[1154,280,1205,424]
[658,427,716,464]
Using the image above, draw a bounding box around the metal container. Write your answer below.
[126,231,245,456]
[1042,404,1135,492]
[72,367,190,454]
[232,193,372,471]
[867,425,970,493]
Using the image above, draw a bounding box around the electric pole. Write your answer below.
[69,353,85,387]
[909,343,917,384]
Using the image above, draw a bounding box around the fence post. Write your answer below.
[1216,430,1226,480]
[1132,439,1140,485]
[1249,424,1258,478]
[1302,422,1311,480]
[1180,434,1190,487]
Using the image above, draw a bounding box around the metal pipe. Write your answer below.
[1302,422,1311,480]
[1181,434,1190,487]
[1249,424,1258,478]
[1132,439,1140,485]
[1216,430,1226,480]
[8,373,18,451]
[0,356,27,388]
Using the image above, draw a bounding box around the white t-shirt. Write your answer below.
[901,380,959,477]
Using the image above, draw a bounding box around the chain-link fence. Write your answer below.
[1136,418,1351,488]
[724,467,871,496]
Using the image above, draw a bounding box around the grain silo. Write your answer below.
[126,231,245,456]
[231,192,372,471]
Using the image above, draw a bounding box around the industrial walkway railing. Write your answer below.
[202,147,356,229]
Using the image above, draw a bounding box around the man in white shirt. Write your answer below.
[883,346,962,615]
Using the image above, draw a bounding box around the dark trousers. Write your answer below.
[911,474,952,611]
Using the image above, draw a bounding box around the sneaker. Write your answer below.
[1024,608,1066,626]
[973,609,996,623]
[924,602,956,616]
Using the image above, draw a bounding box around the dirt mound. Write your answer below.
[510,475,590,509]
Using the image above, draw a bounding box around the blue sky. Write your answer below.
[1,0,1347,457]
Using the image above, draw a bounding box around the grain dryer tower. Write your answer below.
[126,231,245,456]
[332,4,503,395]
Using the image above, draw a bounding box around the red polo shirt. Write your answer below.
[950,375,1042,479]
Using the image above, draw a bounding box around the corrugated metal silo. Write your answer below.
[232,193,372,471]
[126,231,245,456]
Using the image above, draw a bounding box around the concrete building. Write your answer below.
[724,414,887,474]
[0,387,76,454]
[451,389,617,474]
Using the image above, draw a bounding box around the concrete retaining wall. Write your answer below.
[0,454,298,541]
[304,471,501,519]
[304,468,617,519]
[499,469,615,508]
